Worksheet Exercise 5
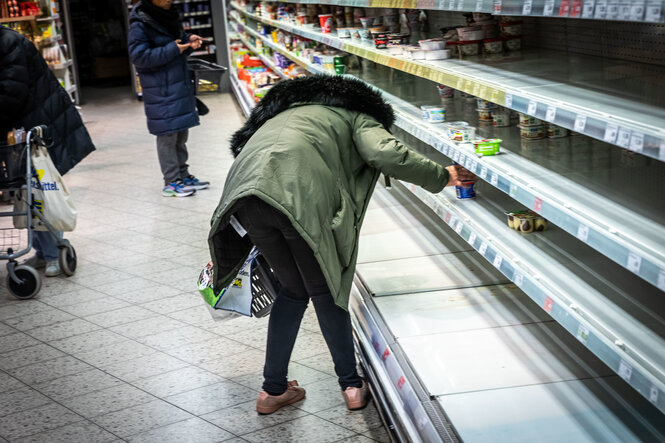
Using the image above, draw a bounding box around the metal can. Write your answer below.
[455,180,476,199]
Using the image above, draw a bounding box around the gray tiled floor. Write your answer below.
[0,87,388,442]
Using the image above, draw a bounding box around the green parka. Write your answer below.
[209,76,449,310]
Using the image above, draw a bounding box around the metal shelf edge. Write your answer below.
[229,71,254,117]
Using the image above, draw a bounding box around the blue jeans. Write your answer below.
[33,230,62,261]
[236,197,362,395]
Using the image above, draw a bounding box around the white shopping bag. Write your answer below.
[15,144,77,231]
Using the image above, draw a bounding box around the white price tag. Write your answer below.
[645,1,662,21]
[514,272,524,287]
[527,100,538,115]
[493,255,503,268]
[457,0,465,10]
[490,173,499,186]
[469,160,478,173]
[494,0,503,13]
[453,151,460,162]
[523,0,534,13]
[657,269,665,291]
[479,242,488,256]
[476,0,484,11]
[595,0,608,16]
[455,221,464,234]
[619,1,632,18]
[509,184,517,197]
[449,0,457,9]
[627,252,642,274]
[630,132,644,152]
[617,128,631,148]
[469,232,477,246]
[545,106,557,123]
[544,0,556,14]
[630,0,646,19]
[604,124,618,143]
[583,0,596,16]
[577,224,590,243]
[480,166,488,179]
[660,142,665,160]
[576,323,590,344]
[618,360,633,382]
[505,93,514,107]
[574,115,587,132]
[607,0,621,18]
[650,386,659,404]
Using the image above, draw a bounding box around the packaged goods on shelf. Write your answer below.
[420,105,446,123]
[473,138,502,156]
[455,180,476,199]
[505,210,548,233]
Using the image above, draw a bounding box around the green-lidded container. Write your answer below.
[473,138,502,156]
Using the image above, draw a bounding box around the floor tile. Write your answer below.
[0,332,40,353]
[241,414,356,443]
[3,309,77,332]
[165,336,253,366]
[362,425,391,442]
[13,420,119,443]
[0,300,51,321]
[91,399,193,438]
[58,296,130,318]
[0,343,65,370]
[336,435,383,443]
[107,315,186,340]
[49,329,126,354]
[7,354,94,385]
[0,387,51,417]
[230,362,332,392]
[292,377,347,414]
[166,305,217,326]
[83,306,157,328]
[39,288,108,309]
[0,403,83,441]
[201,400,308,436]
[225,326,268,351]
[198,348,266,379]
[132,366,223,398]
[72,339,156,368]
[295,352,338,377]
[34,368,123,401]
[165,380,257,415]
[315,403,383,435]
[24,318,101,342]
[101,352,190,383]
[0,370,26,393]
[126,417,235,443]
[140,293,203,314]
[59,383,155,418]
[95,276,163,297]
[0,322,16,337]
[137,325,219,352]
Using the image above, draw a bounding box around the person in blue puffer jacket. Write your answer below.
[128,0,210,197]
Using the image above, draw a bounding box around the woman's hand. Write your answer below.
[189,34,203,50]
[176,40,191,53]
[445,164,477,187]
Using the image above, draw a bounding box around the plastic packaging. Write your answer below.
[457,40,480,56]
[506,210,548,233]
[421,105,446,123]
[425,49,450,60]
[519,113,542,126]
[518,125,546,139]
[437,85,455,98]
[319,14,334,33]
[473,139,502,156]
[547,124,569,138]
[456,180,476,199]
[477,108,495,121]
[418,38,446,50]
[483,38,503,54]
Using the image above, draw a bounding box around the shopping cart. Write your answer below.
[0,126,77,299]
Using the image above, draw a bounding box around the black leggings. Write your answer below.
[236,197,362,395]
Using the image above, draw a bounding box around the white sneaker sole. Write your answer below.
[183,184,208,191]
[162,191,195,197]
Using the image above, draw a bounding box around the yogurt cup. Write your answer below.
[404,46,425,59]
[483,38,503,54]
[418,38,446,50]
[456,180,476,199]
[492,109,511,127]
[447,125,475,142]
[437,85,455,99]
[518,125,546,139]
[358,28,371,40]
[499,21,523,36]
[473,138,502,156]
[505,36,521,51]
[337,27,350,38]
[476,98,495,109]
[458,40,480,56]
[319,14,334,33]
[519,113,542,126]
[359,17,375,28]
[421,106,446,123]
[425,49,450,60]
[477,107,495,121]
[547,124,569,138]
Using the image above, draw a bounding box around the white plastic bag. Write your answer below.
[15,144,76,231]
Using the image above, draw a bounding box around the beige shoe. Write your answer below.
[256,380,306,415]
[342,379,369,410]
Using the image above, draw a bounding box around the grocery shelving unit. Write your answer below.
[225,2,665,441]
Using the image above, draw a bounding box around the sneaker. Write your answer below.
[45,260,61,277]
[256,380,306,415]
[183,175,209,191]
[162,181,195,197]
[342,379,369,410]
[22,255,46,269]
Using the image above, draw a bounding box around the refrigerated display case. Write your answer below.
[223,2,665,440]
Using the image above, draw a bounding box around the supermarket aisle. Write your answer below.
[0,88,389,443]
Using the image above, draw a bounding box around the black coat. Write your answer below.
[0,27,95,175]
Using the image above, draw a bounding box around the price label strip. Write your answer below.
[583,0,597,16]
[627,252,642,274]
[527,100,538,115]
[574,115,587,132]
[645,0,662,21]
[604,124,618,143]
[543,0,556,14]
[617,128,631,148]
[618,360,633,382]
[595,0,609,17]
[546,106,557,122]
[577,224,590,243]
[576,323,590,344]
[571,0,584,15]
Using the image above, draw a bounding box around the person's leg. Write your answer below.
[35,230,62,277]
[236,199,310,396]
[175,129,189,180]
[156,133,194,197]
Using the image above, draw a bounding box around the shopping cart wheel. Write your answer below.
[7,265,41,299]
[59,244,77,276]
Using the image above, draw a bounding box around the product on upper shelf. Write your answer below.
[358,28,371,40]
[319,14,334,33]
[420,105,446,123]
[491,107,511,127]
[359,17,374,28]
[518,125,546,139]
[504,36,521,51]
[337,27,350,38]
[476,98,495,109]
[499,21,523,36]
[476,107,496,121]
[446,123,476,142]
[473,139,502,156]
[388,45,403,55]
[483,38,504,54]
[458,26,484,41]
[403,46,425,59]
[518,113,543,126]
[425,49,450,60]
[506,210,548,233]
[418,38,446,50]
[547,123,569,138]
[373,32,388,49]
[437,85,455,99]
[456,180,476,199]
[457,40,480,56]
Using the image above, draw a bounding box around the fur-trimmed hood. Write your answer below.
[230,75,395,157]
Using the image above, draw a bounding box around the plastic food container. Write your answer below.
[547,124,569,138]
[319,14,334,33]
[483,38,503,54]
[359,17,374,28]
[421,105,446,123]
[373,32,388,49]
[473,139,502,156]
[457,40,480,56]
[404,46,425,59]
[358,28,371,40]
[447,125,476,142]
[491,108,511,127]
[505,36,521,51]
[473,12,493,22]
[458,27,484,41]
[476,98,495,109]
[437,85,455,98]
[499,21,523,36]
[456,180,476,199]
[388,45,403,55]
[506,210,548,233]
[418,39,446,50]
[348,28,361,39]
[518,125,546,139]
[389,33,410,44]
[519,113,542,126]
[337,27,350,38]
[477,107,495,121]
[425,49,450,60]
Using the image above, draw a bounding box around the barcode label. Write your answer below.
[657,269,665,291]
[659,142,665,160]
[469,160,478,173]
[523,0,534,13]
[544,0,556,14]
[509,184,517,197]
[449,0,457,9]
[494,0,503,13]
[630,132,644,152]
[455,220,464,234]
[480,167,488,179]
[607,0,621,18]
[469,232,477,246]
[479,242,488,255]
[514,272,524,287]
[490,173,498,186]
[457,0,465,9]
[595,0,608,17]
[618,360,633,382]
[604,124,618,143]
[574,115,587,132]
[618,1,632,18]
[476,0,484,11]
[577,224,590,242]
[630,0,646,19]
[545,106,557,122]
[627,252,642,274]
[617,128,631,148]
[528,100,538,114]
[650,386,659,404]
[583,0,596,16]
[493,255,503,268]
[645,1,662,21]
